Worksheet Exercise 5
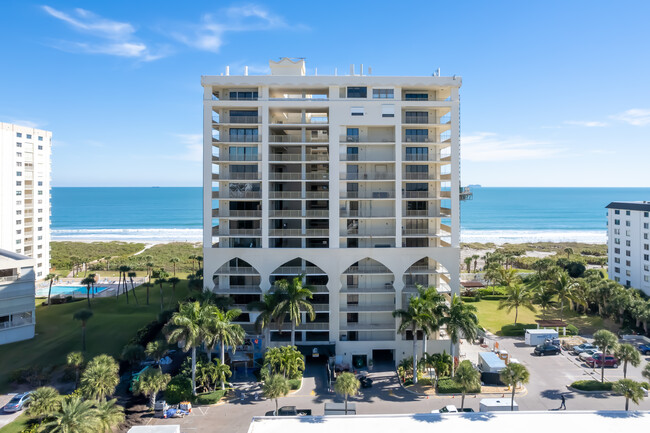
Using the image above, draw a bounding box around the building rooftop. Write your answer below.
[0,249,34,269]
[247,411,650,433]
[606,201,650,212]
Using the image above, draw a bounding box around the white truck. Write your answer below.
[479,398,518,412]
[525,329,558,346]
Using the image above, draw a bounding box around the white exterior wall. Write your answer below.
[607,202,650,295]
[0,250,36,344]
[0,122,52,280]
[201,61,462,364]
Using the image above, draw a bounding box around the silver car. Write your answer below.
[2,392,32,413]
[572,343,597,354]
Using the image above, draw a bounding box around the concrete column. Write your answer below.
[261,93,269,248]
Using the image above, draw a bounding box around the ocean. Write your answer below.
[51,187,650,244]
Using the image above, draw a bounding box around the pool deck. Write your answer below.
[36,277,147,298]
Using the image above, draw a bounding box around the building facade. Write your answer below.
[202,59,461,365]
[0,122,52,279]
[606,201,650,295]
[0,249,36,344]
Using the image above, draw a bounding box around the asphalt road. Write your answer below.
[0,395,23,429]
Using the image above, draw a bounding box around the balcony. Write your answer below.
[271,266,326,275]
[342,228,395,237]
[403,173,439,181]
[268,153,330,162]
[339,304,395,312]
[214,266,259,275]
[268,191,329,199]
[340,191,395,199]
[268,229,329,237]
[339,135,395,143]
[340,322,395,331]
[213,135,261,143]
[0,275,19,283]
[340,154,394,162]
[268,172,329,181]
[278,322,329,331]
[270,116,328,125]
[213,209,261,218]
[340,172,395,181]
[213,228,262,237]
[404,154,450,162]
[214,285,262,293]
[402,229,440,237]
[344,266,392,274]
[402,191,441,199]
[269,136,329,143]
[404,266,443,274]
[212,172,261,181]
[339,210,395,218]
[213,115,260,124]
[403,136,434,143]
[213,191,262,199]
[402,209,448,218]
[213,154,260,162]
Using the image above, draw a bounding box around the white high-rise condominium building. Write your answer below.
[606,201,650,295]
[0,122,52,280]
[202,59,461,365]
[0,249,36,344]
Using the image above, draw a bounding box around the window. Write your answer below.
[614,219,620,225]
[16,230,21,235]
[38,136,43,141]
[626,210,631,216]
[37,218,42,222]
[615,210,620,215]
[615,276,620,282]
[346,128,360,142]
[405,129,429,142]
[405,111,429,123]
[626,230,631,236]
[645,265,650,271]
[228,128,258,142]
[37,254,42,259]
[16,152,21,157]
[15,191,21,196]
[626,260,631,266]
[229,91,258,100]
[614,257,620,263]
[16,210,21,215]
[38,190,43,195]
[626,240,631,247]
[645,234,649,240]
[645,276,649,282]
[626,270,631,277]
[26,134,31,139]
[16,181,21,186]
[645,254,650,261]
[626,220,631,227]
[404,93,428,101]
[16,142,22,147]
[16,240,21,245]
[37,181,43,186]
[16,162,22,167]
[614,267,620,273]
[15,219,21,225]
[645,212,649,217]
[381,104,395,117]
[614,228,620,235]
[347,87,367,98]
[38,227,42,231]
[16,132,22,138]
[644,223,649,229]
[614,248,620,254]
[16,171,21,176]
[645,244,649,250]
[38,145,43,150]
[614,238,620,244]
[16,201,21,205]
[373,88,394,99]
[626,250,631,257]
[351,107,364,116]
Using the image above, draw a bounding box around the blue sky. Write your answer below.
[1,1,649,187]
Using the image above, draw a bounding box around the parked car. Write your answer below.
[578,350,600,361]
[435,405,475,413]
[638,344,650,355]
[572,343,597,354]
[585,353,619,368]
[534,344,561,356]
[2,392,32,413]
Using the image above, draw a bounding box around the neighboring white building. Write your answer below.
[202,59,461,365]
[0,122,52,280]
[0,249,36,345]
[606,201,650,295]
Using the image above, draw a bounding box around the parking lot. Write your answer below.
[137,337,650,432]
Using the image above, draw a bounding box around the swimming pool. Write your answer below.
[36,285,109,297]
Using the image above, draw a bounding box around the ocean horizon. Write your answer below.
[51,187,650,244]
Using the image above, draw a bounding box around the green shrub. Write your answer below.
[570,380,612,391]
[195,389,227,405]
[566,324,579,336]
[461,296,480,303]
[500,323,537,336]
[478,287,507,296]
[288,378,302,390]
[165,375,193,404]
[437,378,481,394]
[417,378,434,386]
[481,295,508,301]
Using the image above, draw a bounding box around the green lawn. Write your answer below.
[0,414,30,433]
[0,280,191,393]
[474,299,619,335]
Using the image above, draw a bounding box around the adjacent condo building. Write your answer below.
[0,122,52,280]
[606,201,650,295]
[202,59,461,365]
[0,249,36,344]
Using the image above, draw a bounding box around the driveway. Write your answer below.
[0,395,23,428]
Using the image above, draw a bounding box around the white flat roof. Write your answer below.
[127,426,180,433]
[247,412,650,433]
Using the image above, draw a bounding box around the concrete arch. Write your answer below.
[212,257,261,290]
[268,257,328,287]
[402,256,452,294]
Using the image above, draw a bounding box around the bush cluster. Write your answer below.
[195,389,227,405]
[288,378,302,390]
[165,375,193,404]
[500,323,537,336]
[571,380,613,391]
[437,378,481,394]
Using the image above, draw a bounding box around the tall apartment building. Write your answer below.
[202,59,461,365]
[0,122,52,279]
[606,201,650,295]
[0,249,36,344]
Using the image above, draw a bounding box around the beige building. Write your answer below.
[202,59,461,365]
[0,122,52,279]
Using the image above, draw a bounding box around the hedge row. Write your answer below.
[195,389,227,405]
[437,378,481,394]
[288,378,302,390]
[571,380,613,391]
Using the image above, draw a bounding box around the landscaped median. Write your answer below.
[569,380,613,393]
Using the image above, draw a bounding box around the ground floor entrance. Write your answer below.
[372,349,395,364]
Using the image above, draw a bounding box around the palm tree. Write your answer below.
[272,276,315,346]
[27,386,61,422]
[433,351,452,386]
[104,256,111,271]
[463,256,473,273]
[499,363,530,411]
[546,269,578,321]
[248,293,280,347]
[263,374,290,416]
[420,353,437,386]
[70,256,80,276]
[615,343,641,379]
[643,364,650,382]
[168,277,180,303]
[593,329,619,383]
[42,395,100,433]
[142,282,153,306]
[118,265,131,304]
[145,260,155,282]
[334,372,360,415]
[155,270,169,311]
[280,346,305,380]
[73,309,93,352]
[204,306,245,389]
[80,277,94,309]
[393,296,432,384]
[166,301,203,396]
[127,271,139,304]
[416,285,449,355]
[81,355,120,401]
[455,360,481,410]
[133,368,171,408]
[95,398,124,433]
[67,352,84,389]
[472,254,480,272]
[212,359,232,391]
[445,294,479,376]
[189,254,197,272]
[145,340,168,369]
[169,257,180,276]
[45,273,59,306]
[613,379,645,411]
[533,286,556,319]
[564,247,574,260]
[497,266,520,288]
[497,284,536,325]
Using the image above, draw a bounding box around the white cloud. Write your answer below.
[462,132,562,162]
[174,134,203,162]
[170,5,298,53]
[611,109,650,126]
[42,6,166,61]
[563,120,608,127]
